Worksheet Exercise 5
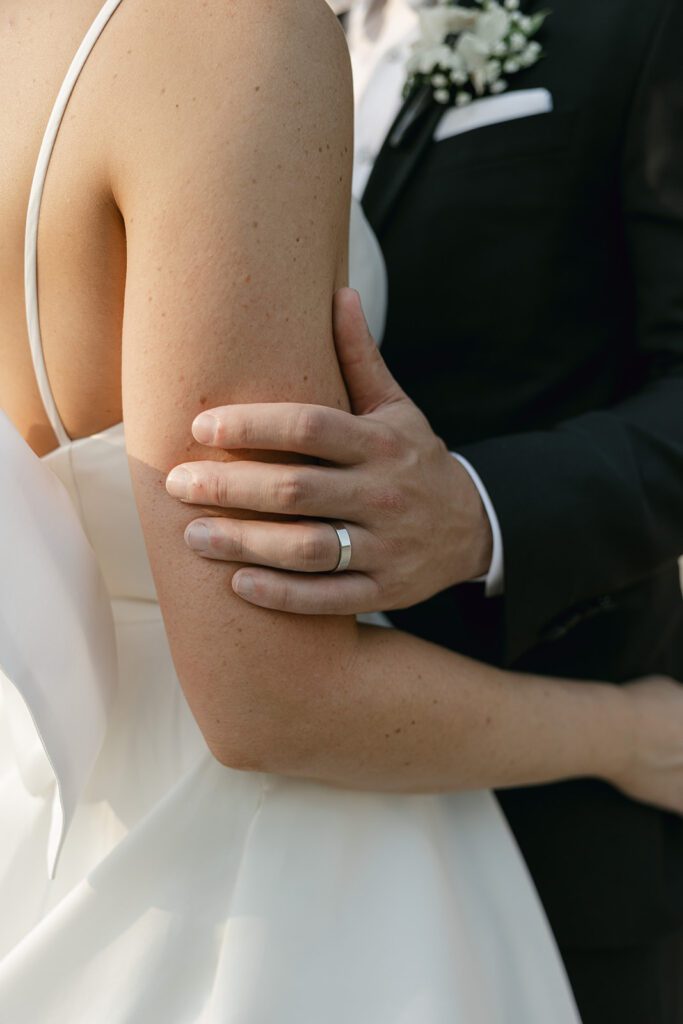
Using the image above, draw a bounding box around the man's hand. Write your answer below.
[166,289,493,614]
[609,677,683,818]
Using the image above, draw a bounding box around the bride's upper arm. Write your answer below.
[112,0,358,769]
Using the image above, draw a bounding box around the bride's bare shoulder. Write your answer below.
[106,0,348,112]
[102,0,350,190]
[163,0,346,66]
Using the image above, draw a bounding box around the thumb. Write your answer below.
[332,288,406,415]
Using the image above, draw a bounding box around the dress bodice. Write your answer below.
[42,426,153,601]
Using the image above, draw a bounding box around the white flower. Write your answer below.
[450,68,468,85]
[440,48,466,73]
[456,32,490,94]
[520,39,542,66]
[486,59,502,83]
[509,31,527,52]
[409,42,454,74]
[405,0,548,109]
[475,6,511,49]
[417,6,478,48]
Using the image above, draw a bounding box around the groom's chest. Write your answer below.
[349,0,658,442]
[350,0,650,204]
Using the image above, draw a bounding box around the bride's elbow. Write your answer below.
[205,731,316,777]
[181,626,361,776]
[210,742,271,774]
[197,716,277,774]
[197,698,331,778]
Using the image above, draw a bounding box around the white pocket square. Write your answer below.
[433,87,553,143]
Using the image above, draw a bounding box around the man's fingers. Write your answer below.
[192,402,368,464]
[185,517,373,573]
[230,567,383,615]
[332,288,407,415]
[167,460,360,518]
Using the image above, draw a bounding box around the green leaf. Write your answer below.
[528,10,551,35]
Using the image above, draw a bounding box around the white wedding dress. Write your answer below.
[0,2,581,1021]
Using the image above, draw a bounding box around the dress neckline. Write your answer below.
[41,420,125,462]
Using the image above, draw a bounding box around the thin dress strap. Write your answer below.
[24,0,127,448]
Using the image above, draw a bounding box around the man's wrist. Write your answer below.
[452,453,505,596]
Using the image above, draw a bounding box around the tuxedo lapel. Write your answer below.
[357,0,507,235]
[361,85,442,236]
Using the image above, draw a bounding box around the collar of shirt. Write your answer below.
[328,0,432,18]
[348,0,427,196]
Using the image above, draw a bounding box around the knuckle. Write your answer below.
[228,417,253,450]
[276,471,306,511]
[206,471,231,508]
[299,529,331,570]
[277,579,295,612]
[224,523,246,562]
[210,414,229,448]
[293,407,323,449]
[371,425,403,460]
[185,472,208,505]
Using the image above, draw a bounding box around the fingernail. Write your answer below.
[233,572,254,597]
[166,467,191,499]
[193,413,218,445]
[185,522,210,552]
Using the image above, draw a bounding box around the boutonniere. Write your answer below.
[404,0,550,108]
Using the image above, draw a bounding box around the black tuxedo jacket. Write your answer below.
[362,0,683,950]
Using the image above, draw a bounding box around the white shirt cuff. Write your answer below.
[451,453,505,597]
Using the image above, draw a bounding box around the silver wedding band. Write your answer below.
[330,521,352,573]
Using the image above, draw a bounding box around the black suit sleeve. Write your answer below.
[458,0,683,665]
